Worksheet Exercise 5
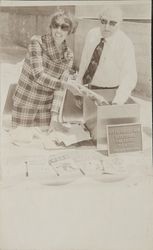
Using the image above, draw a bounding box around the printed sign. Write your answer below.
[107,123,142,155]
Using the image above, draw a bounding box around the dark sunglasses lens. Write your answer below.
[61,24,70,31]
[52,22,69,31]
[52,22,60,29]
[109,21,117,26]
[100,19,118,26]
[101,19,107,25]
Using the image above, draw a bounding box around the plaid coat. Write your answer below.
[12,33,73,127]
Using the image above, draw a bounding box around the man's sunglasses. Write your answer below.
[52,22,70,32]
[100,19,118,26]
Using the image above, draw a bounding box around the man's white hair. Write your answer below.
[100,6,123,22]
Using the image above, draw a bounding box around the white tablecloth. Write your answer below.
[1,174,153,250]
[1,133,153,250]
[1,95,152,250]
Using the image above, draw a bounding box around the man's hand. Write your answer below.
[87,93,108,106]
[83,91,108,106]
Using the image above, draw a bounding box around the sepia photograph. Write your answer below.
[0,0,152,250]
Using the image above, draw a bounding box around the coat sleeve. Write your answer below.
[28,37,61,90]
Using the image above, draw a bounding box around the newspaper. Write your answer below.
[0,2,152,250]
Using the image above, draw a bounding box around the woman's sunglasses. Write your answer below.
[52,21,70,32]
[100,19,118,27]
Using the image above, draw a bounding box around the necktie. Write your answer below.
[82,38,105,85]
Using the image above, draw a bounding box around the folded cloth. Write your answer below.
[10,126,42,145]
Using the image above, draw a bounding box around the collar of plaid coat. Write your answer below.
[41,33,72,64]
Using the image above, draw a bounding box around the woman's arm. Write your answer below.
[50,49,74,122]
[28,37,61,90]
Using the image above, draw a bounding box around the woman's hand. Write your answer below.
[64,79,83,96]
[48,121,69,133]
[48,113,70,134]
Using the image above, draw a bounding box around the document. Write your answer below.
[43,124,91,148]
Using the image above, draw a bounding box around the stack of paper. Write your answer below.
[43,124,91,149]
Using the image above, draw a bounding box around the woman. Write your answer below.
[12,10,77,131]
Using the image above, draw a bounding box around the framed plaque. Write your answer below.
[106,123,143,155]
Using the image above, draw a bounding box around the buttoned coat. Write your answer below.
[12,33,73,127]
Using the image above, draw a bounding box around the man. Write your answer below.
[68,6,137,140]
[77,6,137,105]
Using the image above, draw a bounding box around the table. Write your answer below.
[1,129,153,250]
[1,96,153,250]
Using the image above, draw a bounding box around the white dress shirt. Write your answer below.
[78,27,137,104]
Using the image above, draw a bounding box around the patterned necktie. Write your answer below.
[82,38,105,85]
